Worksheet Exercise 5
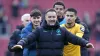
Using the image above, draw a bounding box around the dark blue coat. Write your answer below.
[8,25,24,56]
[18,21,89,56]
[21,22,36,56]
[21,22,36,49]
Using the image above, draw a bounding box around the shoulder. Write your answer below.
[25,22,33,29]
[75,23,84,27]
[22,23,33,32]
[14,29,21,34]
[80,22,88,28]
[59,27,67,32]
[11,29,21,37]
[75,23,85,32]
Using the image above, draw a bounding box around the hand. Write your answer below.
[86,43,94,48]
[11,45,23,50]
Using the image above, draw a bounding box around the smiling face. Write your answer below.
[30,16,42,26]
[45,11,57,26]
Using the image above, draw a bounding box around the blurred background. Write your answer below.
[0,0,100,56]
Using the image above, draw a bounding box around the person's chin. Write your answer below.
[49,23,55,26]
[57,15,61,17]
[67,22,72,25]
[34,24,39,26]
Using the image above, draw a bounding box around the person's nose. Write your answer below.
[50,17,54,20]
[67,18,71,21]
[35,18,39,21]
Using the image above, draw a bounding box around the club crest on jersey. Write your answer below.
[80,26,85,32]
[56,29,61,35]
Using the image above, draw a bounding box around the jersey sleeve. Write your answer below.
[76,25,85,38]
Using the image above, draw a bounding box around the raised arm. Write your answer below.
[11,27,40,50]
[8,30,21,52]
[63,27,93,48]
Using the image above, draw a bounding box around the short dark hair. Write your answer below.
[30,9,42,17]
[53,1,65,9]
[64,8,77,15]
[45,8,57,14]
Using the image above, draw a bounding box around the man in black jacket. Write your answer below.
[8,14,30,56]
[11,9,94,56]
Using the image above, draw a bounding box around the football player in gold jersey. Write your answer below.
[61,8,85,56]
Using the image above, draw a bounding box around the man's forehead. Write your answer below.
[54,5,64,8]
[66,11,75,15]
[33,16,41,18]
[24,18,30,20]
[46,12,56,16]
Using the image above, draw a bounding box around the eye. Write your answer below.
[56,8,58,10]
[37,17,40,19]
[60,8,63,11]
[66,15,69,17]
[53,16,55,18]
[70,15,73,17]
[26,20,29,22]
[48,16,51,18]
[33,17,36,19]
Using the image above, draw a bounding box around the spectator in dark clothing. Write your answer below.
[94,22,100,56]
[0,16,7,34]
[11,0,19,17]
[8,13,30,56]
[0,5,8,35]
[11,9,94,56]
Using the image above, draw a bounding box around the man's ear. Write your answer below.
[45,14,48,20]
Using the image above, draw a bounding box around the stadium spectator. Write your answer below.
[0,5,8,35]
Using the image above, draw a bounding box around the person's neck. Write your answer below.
[59,16,63,18]
[65,22,75,28]
[57,16,64,22]
[33,24,40,29]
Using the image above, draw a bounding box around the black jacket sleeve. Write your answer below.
[80,22,90,41]
[8,30,21,52]
[17,27,40,47]
[63,27,89,47]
